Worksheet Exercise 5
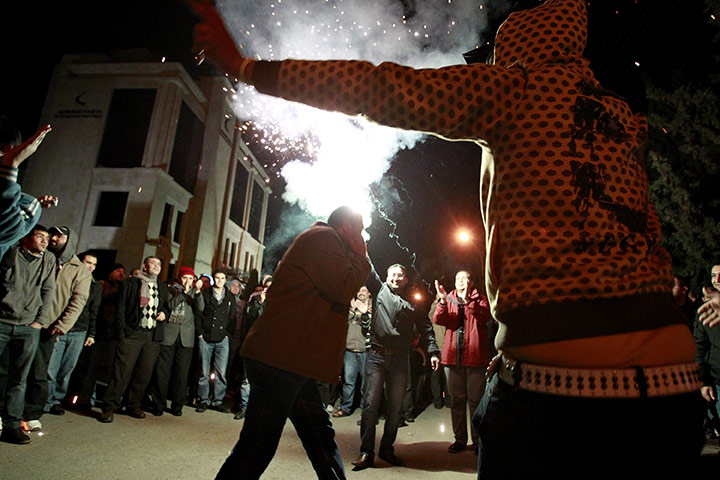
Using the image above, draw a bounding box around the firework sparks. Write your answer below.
[219,0,489,223]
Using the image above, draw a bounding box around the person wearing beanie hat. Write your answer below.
[177,266,196,280]
[148,266,203,417]
[192,0,704,477]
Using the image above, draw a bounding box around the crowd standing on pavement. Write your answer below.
[2,0,720,479]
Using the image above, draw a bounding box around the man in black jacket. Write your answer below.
[196,269,235,413]
[695,262,720,437]
[99,256,169,423]
[353,263,440,470]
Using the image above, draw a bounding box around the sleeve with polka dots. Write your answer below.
[251,59,525,144]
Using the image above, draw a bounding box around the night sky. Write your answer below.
[1,0,711,297]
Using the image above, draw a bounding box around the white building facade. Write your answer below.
[22,53,270,281]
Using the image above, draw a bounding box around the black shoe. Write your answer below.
[48,405,65,416]
[233,408,246,420]
[351,453,373,470]
[195,403,209,413]
[211,404,231,414]
[128,408,146,419]
[98,410,114,423]
[448,441,466,453]
[1,427,31,445]
[169,407,183,417]
[398,420,408,428]
[378,450,404,466]
[405,415,415,423]
[433,402,444,409]
[152,407,164,417]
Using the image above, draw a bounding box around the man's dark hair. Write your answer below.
[212,268,228,278]
[327,206,362,230]
[0,115,22,149]
[26,224,49,238]
[387,263,407,275]
[143,255,161,265]
[78,250,98,262]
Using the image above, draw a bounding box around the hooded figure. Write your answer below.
[46,226,91,334]
[23,225,92,427]
[193,1,704,477]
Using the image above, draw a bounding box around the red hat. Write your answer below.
[178,266,196,279]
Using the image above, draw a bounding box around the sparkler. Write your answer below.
[217,0,490,224]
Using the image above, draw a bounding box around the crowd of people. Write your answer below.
[2,0,720,478]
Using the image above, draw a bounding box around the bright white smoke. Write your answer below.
[219,0,490,226]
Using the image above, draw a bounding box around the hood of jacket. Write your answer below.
[493,0,590,73]
[54,226,79,265]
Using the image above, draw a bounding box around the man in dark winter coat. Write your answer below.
[99,256,169,423]
[196,269,235,413]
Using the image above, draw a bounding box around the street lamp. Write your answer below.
[457,230,471,244]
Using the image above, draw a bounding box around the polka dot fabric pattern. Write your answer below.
[251,0,680,347]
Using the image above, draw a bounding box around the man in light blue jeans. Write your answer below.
[196,270,235,413]
[45,251,102,415]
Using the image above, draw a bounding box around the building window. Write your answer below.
[247,180,265,239]
[97,89,156,168]
[94,191,129,227]
[169,101,204,193]
[160,203,173,237]
[174,211,184,244]
[229,161,249,226]
[230,242,237,269]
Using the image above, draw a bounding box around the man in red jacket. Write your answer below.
[434,271,491,455]
[216,206,370,480]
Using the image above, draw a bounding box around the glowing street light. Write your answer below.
[413,292,423,301]
[457,230,471,243]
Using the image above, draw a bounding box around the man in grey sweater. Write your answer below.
[0,225,56,444]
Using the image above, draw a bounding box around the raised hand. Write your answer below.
[187,0,246,77]
[698,286,720,327]
[1,124,51,168]
[38,195,58,208]
[434,280,447,302]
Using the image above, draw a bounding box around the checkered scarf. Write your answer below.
[138,272,159,329]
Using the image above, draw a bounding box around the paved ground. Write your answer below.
[1,405,718,479]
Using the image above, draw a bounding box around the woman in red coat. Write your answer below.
[433,271,492,454]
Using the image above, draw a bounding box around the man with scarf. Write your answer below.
[99,256,169,423]
[23,226,91,433]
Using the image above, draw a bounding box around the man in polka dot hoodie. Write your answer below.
[192,0,705,477]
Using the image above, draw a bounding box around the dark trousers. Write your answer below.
[24,328,57,420]
[473,373,706,479]
[360,349,408,458]
[70,328,118,406]
[0,323,39,428]
[102,329,160,412]
[150,337,193,411]
[430,364,450,407]
[216,358,345,480]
